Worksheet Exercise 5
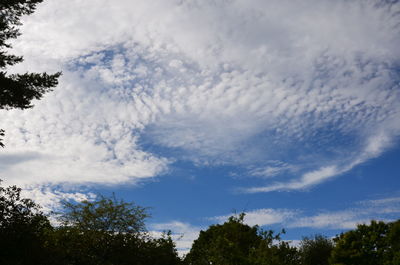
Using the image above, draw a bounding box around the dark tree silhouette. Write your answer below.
[2,180,400,265]
[54,195,182,265]
[0,0,61,147]
[299,234,333,265]
[0,129,4,147]
[0,180,53,264]
[58,194,149,234]
[0,181,182,265]
[185,213,299,265]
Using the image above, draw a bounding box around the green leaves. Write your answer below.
[58,194,149,235]
[0,71,61,110]
[185,215,400,265]
[0,181,53,264]
[184,213,299,265]
[0,0,60,147]
[0,0,45,70]
[0,181,182,265]
[52,195,181,265]
[330,220,400,265]
[299,235,333,265]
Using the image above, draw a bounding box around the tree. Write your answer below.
[249,235,300,265]
[299,234,333,265]
[58,194,149,234]
[330,220,400,265]
[185,214,262,265]
[54,195,149,265]
[140,232,183,265]
[0,129,4,147]
[184,213,299,265]
[54,195,182,265]
[387,220,400,264]
[0,181,182,265]
[0,0,61,147]
[0,180,53,264]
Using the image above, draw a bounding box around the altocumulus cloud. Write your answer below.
[1,0,400,204]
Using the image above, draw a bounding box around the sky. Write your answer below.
[1,0,400,255]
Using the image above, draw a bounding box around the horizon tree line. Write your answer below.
[0,180,399,265]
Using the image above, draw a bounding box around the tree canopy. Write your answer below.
[0,0,61,147]
[0,181,53,264]
[0,181,182,265]
[299,235,334,265]
[330,220,400,265]
[184,213,299,265]
[58,194,149,234]
[52,195,181,265]
[1,180,400,265]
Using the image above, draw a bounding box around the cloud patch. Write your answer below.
[170,194,400,253]
[0,0,399,195]
[290,195,400,229]
[150,221,201,256]
[212,194,400,230]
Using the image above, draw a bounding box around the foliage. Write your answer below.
[184,213,299,265]
[0,129,4,148]
[185,214,262,265]
[0,181,182,265]
[0,0,61,147]
[330,220,400,265]
[299,234,333,265]
[3,179,400,265]
[0,180,53,264]
[53,194,181,265]
[58,194,149,234]
[249,236,300,265]
[141,232,183,265]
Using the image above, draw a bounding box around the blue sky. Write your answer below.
[1,0,400,254]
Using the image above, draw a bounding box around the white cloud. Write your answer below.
[290,195,400,229]
[212,195,400,230]
[213,208,298,227]
[248,161,296,179]
[153,194,400,254]
[1,67,169,189]
[244,166,339,193]
[363,196,400,207]
[21,186,96,214]
[291,212,366,230]
[243,128,399,193]
[0,0,399,198]
[150,221,201,256]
